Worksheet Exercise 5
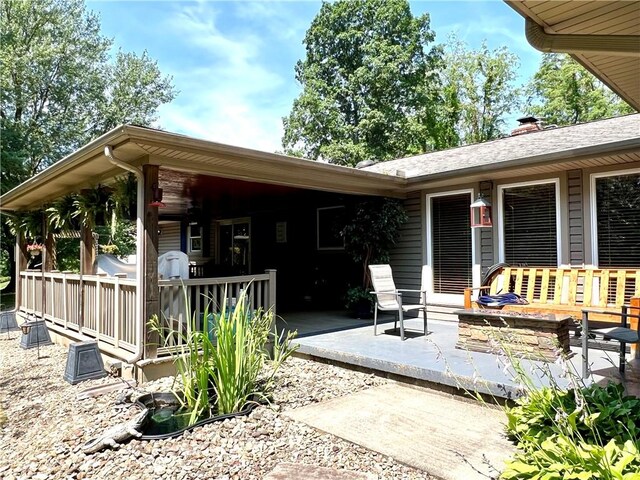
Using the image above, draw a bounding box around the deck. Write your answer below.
[279,311,640,399]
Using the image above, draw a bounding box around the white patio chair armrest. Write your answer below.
[370,291,402,297]
[397,289,427,294]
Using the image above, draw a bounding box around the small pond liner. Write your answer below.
[135,392,259,440]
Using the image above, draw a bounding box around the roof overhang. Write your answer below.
[406,138,640,191]
[506,0,640,111]
[0,126,406,211]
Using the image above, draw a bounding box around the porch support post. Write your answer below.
[266,269,277,319]
[15,232,27,311]
[44,232,56,272]
[80,225,95,275]
[79,224,94,330]
[143,164,160,359]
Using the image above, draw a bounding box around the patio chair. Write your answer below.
[368,264,427,341]
[581,305,640,378]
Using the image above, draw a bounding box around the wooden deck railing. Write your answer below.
[19,271,138,355]
[19,269,276,361]
[157,270,276,356]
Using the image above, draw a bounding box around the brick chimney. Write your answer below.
[511,116,542,136]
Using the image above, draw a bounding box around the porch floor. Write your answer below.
[280,311,640,399]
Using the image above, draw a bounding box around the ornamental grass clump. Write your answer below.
[148,293,216,425]
[210,290,298,415]
[149,286,298,425]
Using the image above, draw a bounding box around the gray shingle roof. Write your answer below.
[363,114,640,179]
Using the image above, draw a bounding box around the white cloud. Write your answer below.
[152,1,301,152]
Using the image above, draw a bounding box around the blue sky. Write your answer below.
[88,0,543,152]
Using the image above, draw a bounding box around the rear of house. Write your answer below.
[367,114,640,318]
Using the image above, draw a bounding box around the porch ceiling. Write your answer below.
[506,0,640,110]
[0,126,406,211]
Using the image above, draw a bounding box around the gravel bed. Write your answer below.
[0,336,434,479]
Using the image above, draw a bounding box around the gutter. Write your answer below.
[104,145,145,365]
[525,17,640,57]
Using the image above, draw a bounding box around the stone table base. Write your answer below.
[455,309,572,362]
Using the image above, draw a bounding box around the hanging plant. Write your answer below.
[112,173,137,221]
[74,185,114,230]
[46,194,80,232]
[6,209,45,240]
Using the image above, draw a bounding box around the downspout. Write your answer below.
[104,145,145,364]
[525,17,640,57]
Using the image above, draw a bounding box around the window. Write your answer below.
[430,193,473,294]
[317,206,345,250]
[188,223,202,253]
[593,171,640,267]
[500,181,559,266]
[219,218,251,275]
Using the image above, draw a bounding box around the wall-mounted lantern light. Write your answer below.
[149,183,166,208]
[470,194,492,228]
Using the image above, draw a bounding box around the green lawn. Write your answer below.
[0,277,14,310]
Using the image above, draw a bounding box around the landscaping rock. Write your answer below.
[0,337,434,479]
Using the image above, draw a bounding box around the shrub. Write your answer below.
[210,291,298,415]
[149,286,298,424]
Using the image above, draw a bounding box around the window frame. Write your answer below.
[590,167,640,267]
[425,188,479,304]
[188,222,202,254]
[497,178,562,266]
[317,206,345,251]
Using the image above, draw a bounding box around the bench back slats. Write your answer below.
[599,270,610,307]
[490,267,638,308]
[583,269,594,306]
[540,269,550,303]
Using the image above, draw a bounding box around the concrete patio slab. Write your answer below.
[264,463,376,480]
[285,383,514,480]
[289,316,637,399]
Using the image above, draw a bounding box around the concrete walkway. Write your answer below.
[285,383,514,480]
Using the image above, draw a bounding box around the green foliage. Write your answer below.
[0,0,177,177]
[210,291,298,415]
[341,197,408,288]
[502,436,640,480]
[73,185,113,230]
[440,36,521,145]
[506,382,640,450]
[344,286,374,310]
[526,53,634,126]
[112,174,137,221]
[282,0,442,166]
[0,0,175,283]
[149,287,298,425]
[148,294,216,425]
[46,194,80,232]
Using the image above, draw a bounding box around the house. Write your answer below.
[1,0,638,381]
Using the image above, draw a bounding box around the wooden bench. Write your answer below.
[463,267,640,328]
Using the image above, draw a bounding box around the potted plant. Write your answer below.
[341,198,408,318]
[345,286,374,319]
[26,243,44,257]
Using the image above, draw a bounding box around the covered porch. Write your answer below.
[2,125,404,380]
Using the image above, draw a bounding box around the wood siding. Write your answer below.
[567,169,584,265]
[159,222,180,255]
[480,182,494,276]
[389,191,423,291]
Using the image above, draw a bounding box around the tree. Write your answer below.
[526,53,634,126]
[0,0,177,181]
[439,37,522,146]
[0,0,176,291]
[282,0,442,166]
